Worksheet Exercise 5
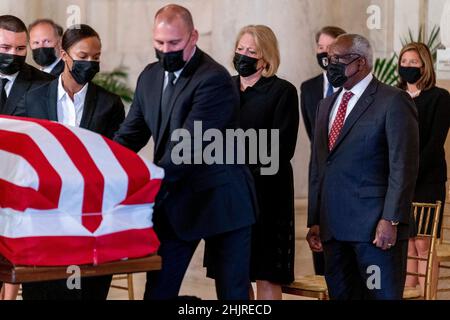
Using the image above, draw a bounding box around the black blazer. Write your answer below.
[20,78,125,139]
[2,63,54,116]
[413,87,450,185]
[308,77,419,242]
[114,48,257,241]
[300,74,324,142]
[50,59,65,77]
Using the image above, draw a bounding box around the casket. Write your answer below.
[0,116,163,281]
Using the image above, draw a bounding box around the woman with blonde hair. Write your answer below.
[398,42,450,295]
[206,25,299,300]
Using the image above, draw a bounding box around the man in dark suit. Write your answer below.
[0,15,54,117]
[301,26,346,141]
[28,19,65,77]
[301,26,346,276]
[0,14,53,298]
[306,34,419,300]
[114,4,257,300]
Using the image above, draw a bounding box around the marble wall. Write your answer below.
[0,0,442,198]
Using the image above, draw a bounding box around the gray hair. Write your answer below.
[338,34,374,70]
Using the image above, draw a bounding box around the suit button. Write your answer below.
[326,161,332,166]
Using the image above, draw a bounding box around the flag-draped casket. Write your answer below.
[0,116,163,266]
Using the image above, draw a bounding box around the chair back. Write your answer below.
[407,201,442,299]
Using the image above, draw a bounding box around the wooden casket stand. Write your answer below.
[0,254,161,284]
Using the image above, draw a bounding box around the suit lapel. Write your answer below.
[317,90,341,156]
[4,66,32,115]
[328,78,379,156]
[315,74,325,101]
[151,67,165,146]
[46,79,58,121]
[50,60,65,77]
[155,75,191,152]
[80,84,97,129]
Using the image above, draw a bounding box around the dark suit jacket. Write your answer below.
[50,59,65,77]
[413,87,450,185]
[20,79,125,139]
[308,77,419,242]
[114,47,257,241]
[2,63,54,116]
[300,74,324,142]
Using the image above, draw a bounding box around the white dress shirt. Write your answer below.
[322,71,339,98]
[43,57,62,74]
[163,68,183,90]
[0,72,19,97]
[57,75,89,127]
[328,73,373,133]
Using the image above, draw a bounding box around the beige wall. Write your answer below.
[1,0,446,198]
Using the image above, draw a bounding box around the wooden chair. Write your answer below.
[110,274,135,300]
[282,202,441,300]
[435,194,450,298]
[404,201,442,300]
[281,275,329,300]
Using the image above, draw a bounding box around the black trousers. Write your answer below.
[323,239,408,300]
[312,251,325,275]
[144,214,252,300]
[21,275,112,300]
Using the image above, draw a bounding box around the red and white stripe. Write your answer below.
[0,116,163,266]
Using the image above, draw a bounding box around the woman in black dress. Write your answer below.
[230,25,299,299]
[398,42,450,294]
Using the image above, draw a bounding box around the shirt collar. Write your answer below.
[343,73,373,98]
[43,57,62,73]
[58,75,89,102]
[322,71,328,82]
[0,71,19,83]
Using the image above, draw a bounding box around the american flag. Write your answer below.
[0,116,163,266]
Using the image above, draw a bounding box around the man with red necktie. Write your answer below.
[306,34,419,300]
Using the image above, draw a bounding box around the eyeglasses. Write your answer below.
[329,53,362,65]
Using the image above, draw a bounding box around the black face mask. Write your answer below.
[399,66,422,84]
[316,52,329,70]
[0,53,26,75]
[67,56,100,85]
[233,53,260,77]
[155,48,187,72]
[32,47,57,67]
[326,57,360,88]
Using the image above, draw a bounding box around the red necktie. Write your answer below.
[328,91,354,151]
